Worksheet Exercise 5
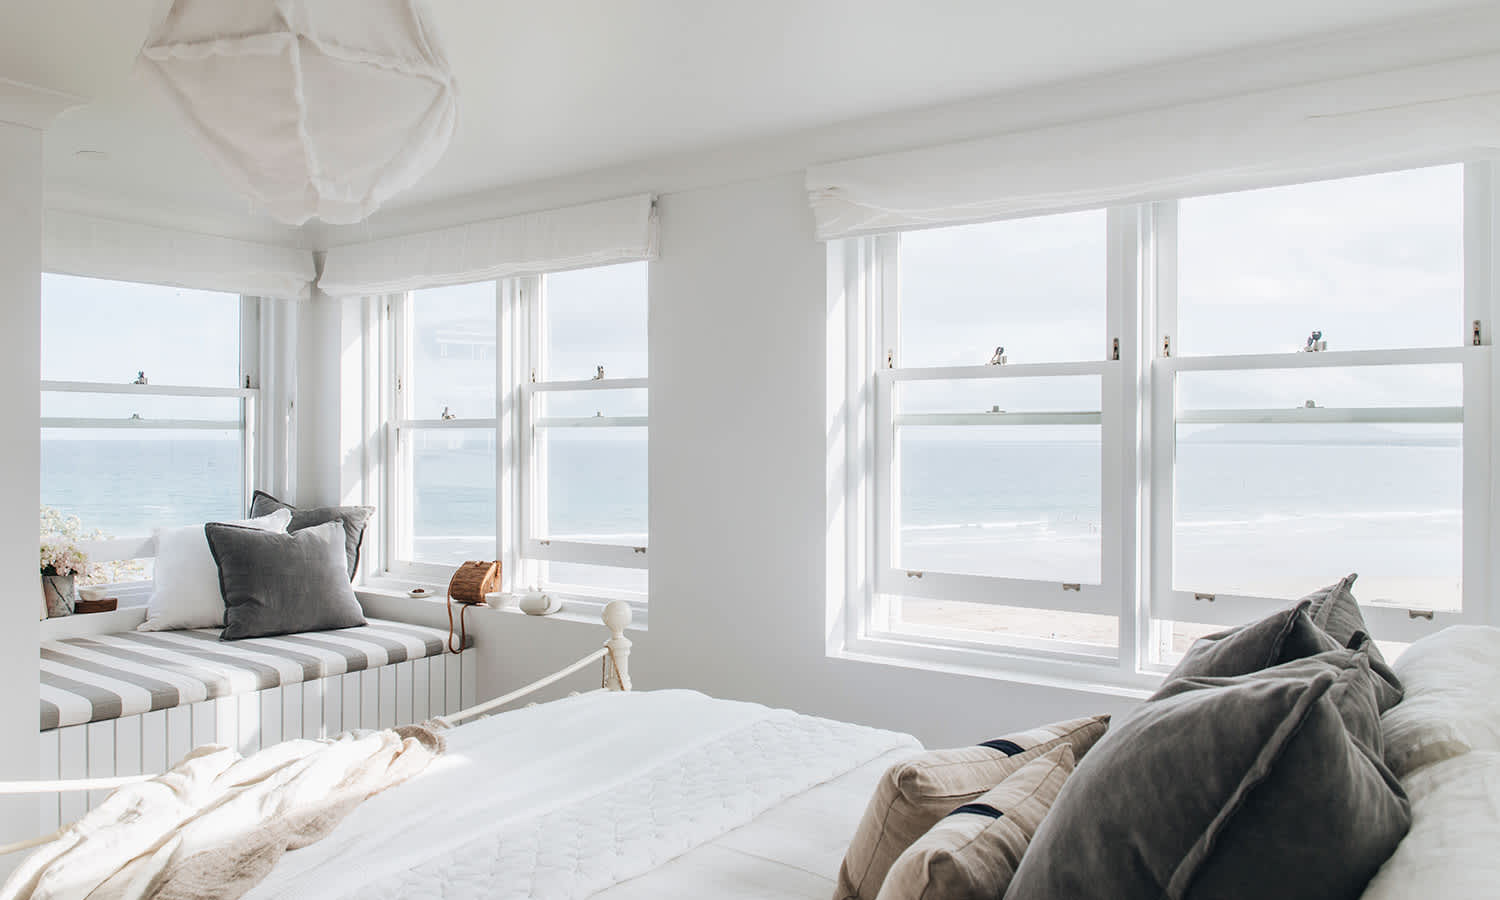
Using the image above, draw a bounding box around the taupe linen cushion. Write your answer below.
[1169,600,1339,681]
[249,490,373,580]
[834,714,1109,900]
[1302,573,1403,707]
[1005,649,1410,900]
[207,521,367,641]
[876,746,1075,900]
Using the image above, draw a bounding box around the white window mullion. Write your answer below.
[1104,205,1139,675]
[1468,161,1500,626]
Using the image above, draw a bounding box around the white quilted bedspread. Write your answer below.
[245,690,919,900]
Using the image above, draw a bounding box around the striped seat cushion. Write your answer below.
[40,619,465,732]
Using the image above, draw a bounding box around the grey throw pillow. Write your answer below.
[249,490,373,580]
[206,521,367,641]
[1301,574,1404,706]
[1166,601,1340,683]
[1005,649,1410,900]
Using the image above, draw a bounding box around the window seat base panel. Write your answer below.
[38,649,476,836]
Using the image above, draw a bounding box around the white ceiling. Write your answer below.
[9,0,1492,246]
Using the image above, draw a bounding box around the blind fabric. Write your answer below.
[42,211,317,299]
[806,55,1500,240]
[317,194,659,296]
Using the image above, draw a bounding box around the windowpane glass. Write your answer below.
[543,261,648,380]
[539,561,647,596]
[537,427,647,543]
[409,282,496,420]
[409,428,496,565]
[41,275,241,387]
[1174,422,1461,611]
[42,392,243,422]
[1177,364,1461,411]
[897,425,1101,583]
[1177,165,1464,356]
[898,210,1106,368]
[893,597,1116,651]
[896,376,1098,414]
[537,388,647,419]
[42,429,242,535]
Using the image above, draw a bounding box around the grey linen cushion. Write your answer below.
[206,521,367,641]
[1302,573,1403,704]
[1005,648,1410,900]
[250,490,373,580]
[1168,600,1339,681]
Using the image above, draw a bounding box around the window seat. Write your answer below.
[40,618,466,731]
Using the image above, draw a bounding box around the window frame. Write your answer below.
[518,273,650,601]
[39,282,264,591]
[384,282,502,585]
[380,267,650,606]
[838,161,1498,687]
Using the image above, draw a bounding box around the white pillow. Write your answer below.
[138,509,292,632]
[1361,751,1500,900]
[1380,625,1500,776]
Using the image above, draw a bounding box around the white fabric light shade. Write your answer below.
[43,211,316,299]
[807,54,1500,239]
[140,0,457,226]
[318,194,659,296]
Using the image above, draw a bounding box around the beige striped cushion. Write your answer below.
[875,745,1075,900]
[834,714,1109,900]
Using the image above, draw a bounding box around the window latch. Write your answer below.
[133,370,148,385]
[905,570,924,579]
[988,346,1007,366]
[1302,330,1326,352]
[1161,336,1171,358]
[1111,338,1119,361]
[886,349,894,369]
[592,365,606,381]
[1474,320,1483,346]
[633,546,646,554]
[440,406,456,420]
[1062,583,1081,592]
[1408,609,1435,621]
[1193,592,1216,602]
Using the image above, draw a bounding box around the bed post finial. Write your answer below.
[602,600,633,692]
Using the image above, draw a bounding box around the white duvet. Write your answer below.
[245,689,919,900]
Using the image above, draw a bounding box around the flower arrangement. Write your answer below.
[39,506,144,584]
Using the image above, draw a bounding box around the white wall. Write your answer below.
[349,172,1139,748]
[0,119,45,852]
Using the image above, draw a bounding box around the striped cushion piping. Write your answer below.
[949,803,1004,819]
[40,618,466,732]
[979,739,1027,755]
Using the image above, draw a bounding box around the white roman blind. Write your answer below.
[806,55,1500,240]
[317,194,659,296]
[43,211,317,300]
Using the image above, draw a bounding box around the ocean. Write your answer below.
[41,432,1461,610]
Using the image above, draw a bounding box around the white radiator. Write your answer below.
[37,652,475,834]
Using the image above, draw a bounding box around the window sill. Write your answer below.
[357,577,648,631]
[835,633,1160,701]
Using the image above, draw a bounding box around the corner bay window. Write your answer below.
[841,162,1492,680]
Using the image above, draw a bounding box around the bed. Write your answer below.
[7,603,1500,900]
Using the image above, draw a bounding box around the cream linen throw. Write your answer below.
[3,724,445,900]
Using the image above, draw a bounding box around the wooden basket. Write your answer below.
[448,561,500,605]
[74,597,118,615]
